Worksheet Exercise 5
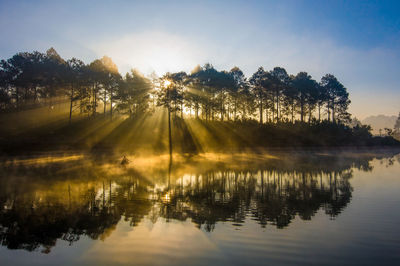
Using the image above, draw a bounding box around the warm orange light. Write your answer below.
[164,80,172,87]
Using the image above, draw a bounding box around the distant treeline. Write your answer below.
[0,48,350,124]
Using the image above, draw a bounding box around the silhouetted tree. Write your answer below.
[291,72,318,122]
[66,58,86,123]
[2,48,394,150]
[249,67,269,124]
[99,56,119,117]
[116,69,152,117]
[269,67,289,122]
[320,74,350,123]
[229,67,248,121]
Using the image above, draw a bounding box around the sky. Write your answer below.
[0,0,399,119]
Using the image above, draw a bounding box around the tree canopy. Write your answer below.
[0,48,354,125]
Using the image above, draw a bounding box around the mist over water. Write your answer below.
[1,1,400,265]
[0,150,399,265]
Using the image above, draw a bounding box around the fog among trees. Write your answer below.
[0,48,351,123]
[0,48,398,153]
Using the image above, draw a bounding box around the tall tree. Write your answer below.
[88,58,111,116]
[0,61,12,110]
[167,72,186,118]
[66,58,86,123]
[316,82,328,122]
[99,56,119,117]
[116,69,152,117]
[321,74,350,123]
[43,48,66,107]
[291,72,317,122]
[156,74,178,157]
[269,67,290,122]
[249,67,269,124]
[229,67,247,121]
[189,64,219,121]
[282,75,298,123]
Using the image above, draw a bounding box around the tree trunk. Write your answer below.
[318,103,321,122]
[168,107,172,158]
[181,101,183,119]
[69,84,74,124]
[234,99,237,121]
[300,100,304,122]
[276,92,279,122]
[272,97,275,122]
[327,102,331,122]
[103,88,107,116]
[259,96,263,124]
[15,87,19,110]
[110,87,113,120]
[221,99,224,121]
[93,84,97,117]
[291,102,294,123]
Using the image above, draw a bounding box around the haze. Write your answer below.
[0,0,399,119]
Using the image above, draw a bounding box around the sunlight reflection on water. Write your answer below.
[0,150,399,265]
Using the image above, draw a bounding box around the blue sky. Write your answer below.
[0,0,399,119]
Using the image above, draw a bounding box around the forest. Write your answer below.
[0,48,399,154]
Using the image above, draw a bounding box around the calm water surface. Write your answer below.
[0,150,400,265]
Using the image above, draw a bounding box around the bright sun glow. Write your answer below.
[95,31,203,75]
[164,80,172,87]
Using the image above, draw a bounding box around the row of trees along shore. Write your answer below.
[0,48,351,124]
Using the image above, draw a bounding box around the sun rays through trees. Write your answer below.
[0,48,399,154]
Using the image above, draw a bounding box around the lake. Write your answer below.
[0,150,400,265]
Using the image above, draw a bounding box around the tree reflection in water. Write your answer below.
[0,151,397,253]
